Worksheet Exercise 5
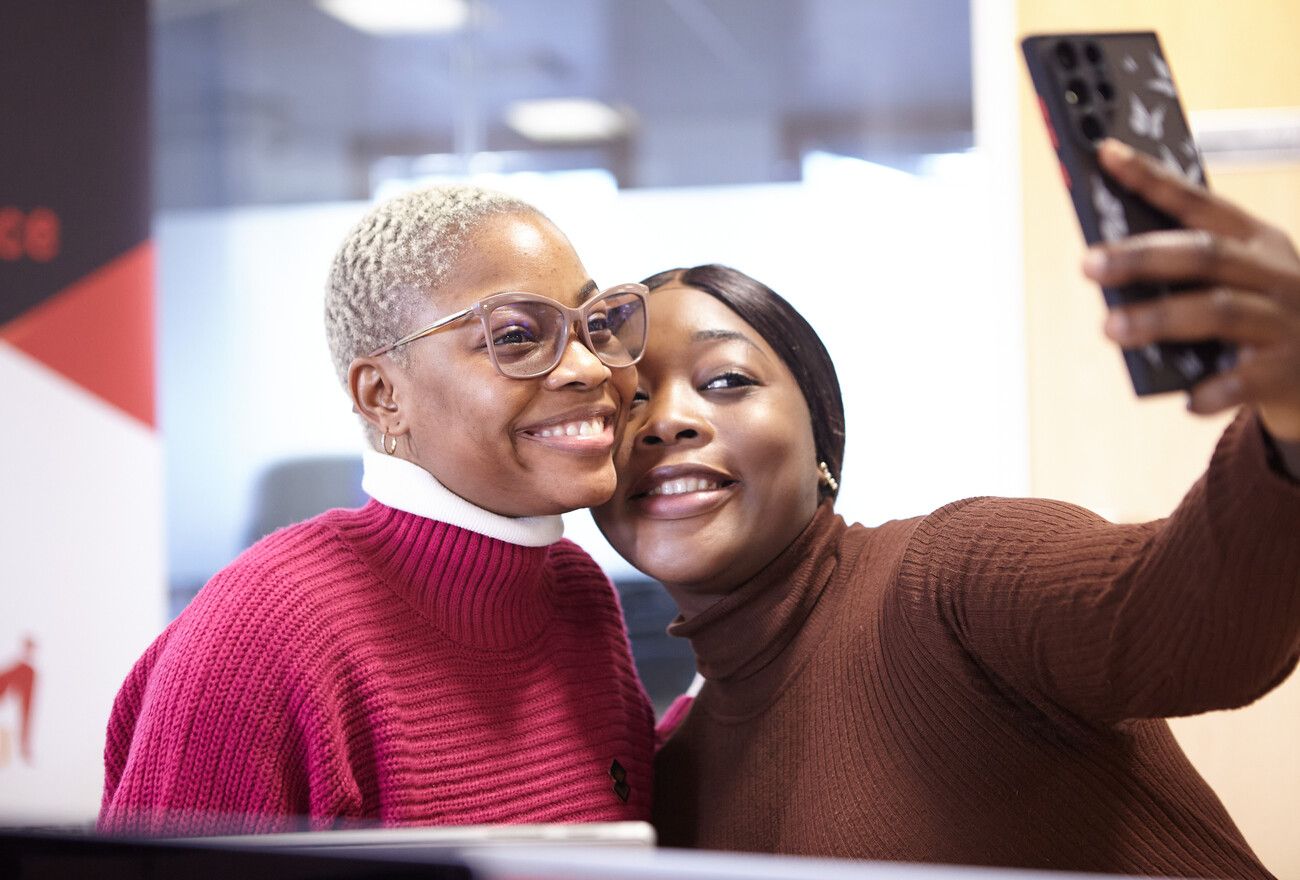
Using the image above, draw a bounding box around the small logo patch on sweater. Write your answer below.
[608,759,630,803]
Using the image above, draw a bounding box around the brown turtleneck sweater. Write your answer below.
[654,413,1300,877]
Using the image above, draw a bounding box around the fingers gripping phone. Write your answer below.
[1022,32,1235,396]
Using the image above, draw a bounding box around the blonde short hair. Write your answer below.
[324,184,539,386]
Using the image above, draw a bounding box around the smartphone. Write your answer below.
[1022,31,1234,396]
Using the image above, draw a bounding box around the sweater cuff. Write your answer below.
[1214,410,1300,506]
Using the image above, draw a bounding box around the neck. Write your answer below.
[362,448,563,547]
[660,506,823,623]
[662,585,727,623]
[337,501,556,649]
[667,503,844,685]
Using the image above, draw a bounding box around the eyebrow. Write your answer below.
[484,279,599,302]
[693,329,752,344]
[690,328,770,361]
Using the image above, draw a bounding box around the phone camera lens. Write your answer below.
[1065,78,1091,106]
[1084,42,1104,64]
[1079,114,1105,142]
[1096,80,1115,101]
[1054,41,1078,69]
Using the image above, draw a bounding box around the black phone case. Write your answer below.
[1022,31,1234,395]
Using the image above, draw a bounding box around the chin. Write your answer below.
[620,535,726,588]
[542,469,618,514]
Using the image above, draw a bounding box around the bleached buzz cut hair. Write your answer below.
[324,183,541,386]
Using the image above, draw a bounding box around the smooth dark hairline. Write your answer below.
[640,265,846,502]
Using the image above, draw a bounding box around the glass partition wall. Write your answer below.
[153,0,1004,711]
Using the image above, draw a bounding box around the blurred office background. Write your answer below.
[3,1,1300,876]
[153,0,1002,712]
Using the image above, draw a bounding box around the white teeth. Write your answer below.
[535,417,604,439]
[646,477,722,497]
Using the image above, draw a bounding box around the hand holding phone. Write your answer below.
[1022,32,1232,395]
[1083,139,1300,444]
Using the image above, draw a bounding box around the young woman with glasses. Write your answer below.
[592,141,1300,877]
[100,186,654,835]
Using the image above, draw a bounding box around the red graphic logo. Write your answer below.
[0,636,37,767]
[0,207,61,263]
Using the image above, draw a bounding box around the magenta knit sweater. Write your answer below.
[99,501,655,835]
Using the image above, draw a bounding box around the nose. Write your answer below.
[543,333,612,390]
[636,383,711,447]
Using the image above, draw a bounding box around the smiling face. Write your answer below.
[379,210,636,517]
[592,283,822,614]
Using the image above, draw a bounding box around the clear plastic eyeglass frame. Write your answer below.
[367,282,649,380]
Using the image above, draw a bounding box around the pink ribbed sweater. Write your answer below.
[100,501,654,835]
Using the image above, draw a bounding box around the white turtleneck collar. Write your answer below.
[361,449,564,547]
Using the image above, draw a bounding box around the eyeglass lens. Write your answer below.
[485,290,646,378]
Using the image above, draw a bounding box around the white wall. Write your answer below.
[159,154,1029,590]
[0,347,164,824]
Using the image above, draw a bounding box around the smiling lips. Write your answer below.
[520,412,616,453]
[534,416,605,438]
[647,476,724,496]
[631,466,738,519]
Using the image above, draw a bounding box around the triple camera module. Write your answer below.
[1053,38,1114,144]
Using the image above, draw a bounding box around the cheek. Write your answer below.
[433,380,531,453]
[733,408,813,480]
[612,410,644,479]
[610,367,637,417]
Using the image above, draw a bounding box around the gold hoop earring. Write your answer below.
[818,461,839,493]
[382,431,398,455]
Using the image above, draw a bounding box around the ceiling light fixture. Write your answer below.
[505,99,631,143]
[315,0,470,35]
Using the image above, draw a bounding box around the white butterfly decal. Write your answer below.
[1147,52,1177,98]
[1173,349,1206,382]
[1092,175,1129,242]
[1159,143,1204,185]
[1130,94,1167,140]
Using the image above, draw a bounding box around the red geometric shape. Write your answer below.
[0,242,155,428]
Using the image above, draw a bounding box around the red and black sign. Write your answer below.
[0,1,154,426]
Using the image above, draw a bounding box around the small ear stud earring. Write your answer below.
[818,461,839,493]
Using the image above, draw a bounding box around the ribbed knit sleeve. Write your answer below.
[99,558,365,835]
[901,412,1300,724]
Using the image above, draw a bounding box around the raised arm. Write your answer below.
[903,412,1300,726]
[902,145,1300,724]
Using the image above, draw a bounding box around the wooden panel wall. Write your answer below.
[1011,2,1300,875]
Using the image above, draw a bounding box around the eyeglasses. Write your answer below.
[369,283,649,380]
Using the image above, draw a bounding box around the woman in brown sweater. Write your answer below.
[592,140,1300,877]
